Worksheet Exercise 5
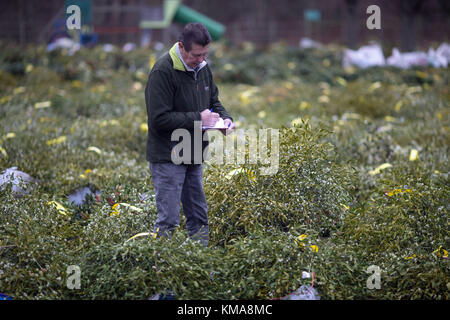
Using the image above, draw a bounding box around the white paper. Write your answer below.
[202,117,228,130]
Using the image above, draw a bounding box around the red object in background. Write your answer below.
[107,197,115,206]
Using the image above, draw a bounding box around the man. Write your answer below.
[145,23,235,247]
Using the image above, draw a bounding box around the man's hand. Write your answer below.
[221,118,235,135]
[201,109,219,127]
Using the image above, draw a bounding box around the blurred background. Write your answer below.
[0,0,448,50]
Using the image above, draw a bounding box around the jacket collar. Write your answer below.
[169,42,207,72]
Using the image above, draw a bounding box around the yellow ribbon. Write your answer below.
[47,201,69,216]
[87,146,102,154]
[125,228,159,243]
[46,136,66,146]
[34,101,52,109]
[369,163,392,175]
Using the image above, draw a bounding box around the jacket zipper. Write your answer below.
[193,71,199,111]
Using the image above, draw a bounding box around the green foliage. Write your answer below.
[0,41,448,300]
[206,121,355,245]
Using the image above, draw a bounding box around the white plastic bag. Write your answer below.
[342,43,386,69]
[387,48,428,69]
[428,43,450,68]
[0,167,37,196]
[280,271,320,300]
[281,285,320,300]
[299,37,323,49]
[46,37,81,55]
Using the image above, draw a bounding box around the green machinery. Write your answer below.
[139,0,226,41]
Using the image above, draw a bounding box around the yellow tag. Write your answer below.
[343,112,361,120]
[47,201,68,216]
[110,210,119,217]
[310,245,319,252]
[1,96,12,104]
[368,82,382,92]
[0,146,7,158]
[39,117,52,123]
[299,101,311,110]
[295,234,308,248]
[149,54,156,70]
[336,77,347,86]
[394,101,403,112]
[119,203,143,212]
[225,168,245,180]
[87,146,102,154]
[296,242,305,248]
[247,170,256,182]
[344,66,356,74]
[91,84,106,93]
[3,132,16,140]
[384,116,396,122]
[409,149,419,161]
[387,188,403,197]
[432,246,448,259]
[406,86,422,95]
[34,101,52,109]
[13,87,25,95]
[369,163,392,175]
[71,80,82,88]
[283,81,294,90]
[125,230,158,243]
[46,136,66,146]
[415,71,427,79]
[140,123,148,133]
[318,95,330,104]
[290,118,303,127]
[298,234,307,241]
[110,203,119,216]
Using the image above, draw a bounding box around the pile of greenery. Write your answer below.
[0,40,448,299]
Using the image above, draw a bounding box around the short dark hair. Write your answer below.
[179,23,211,52]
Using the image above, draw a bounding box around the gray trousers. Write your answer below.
[150,162,209,246]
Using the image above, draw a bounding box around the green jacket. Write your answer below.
[145,43,232,163]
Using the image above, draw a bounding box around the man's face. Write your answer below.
[179,42,209,69]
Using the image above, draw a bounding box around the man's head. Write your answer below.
[178,23,211,69]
